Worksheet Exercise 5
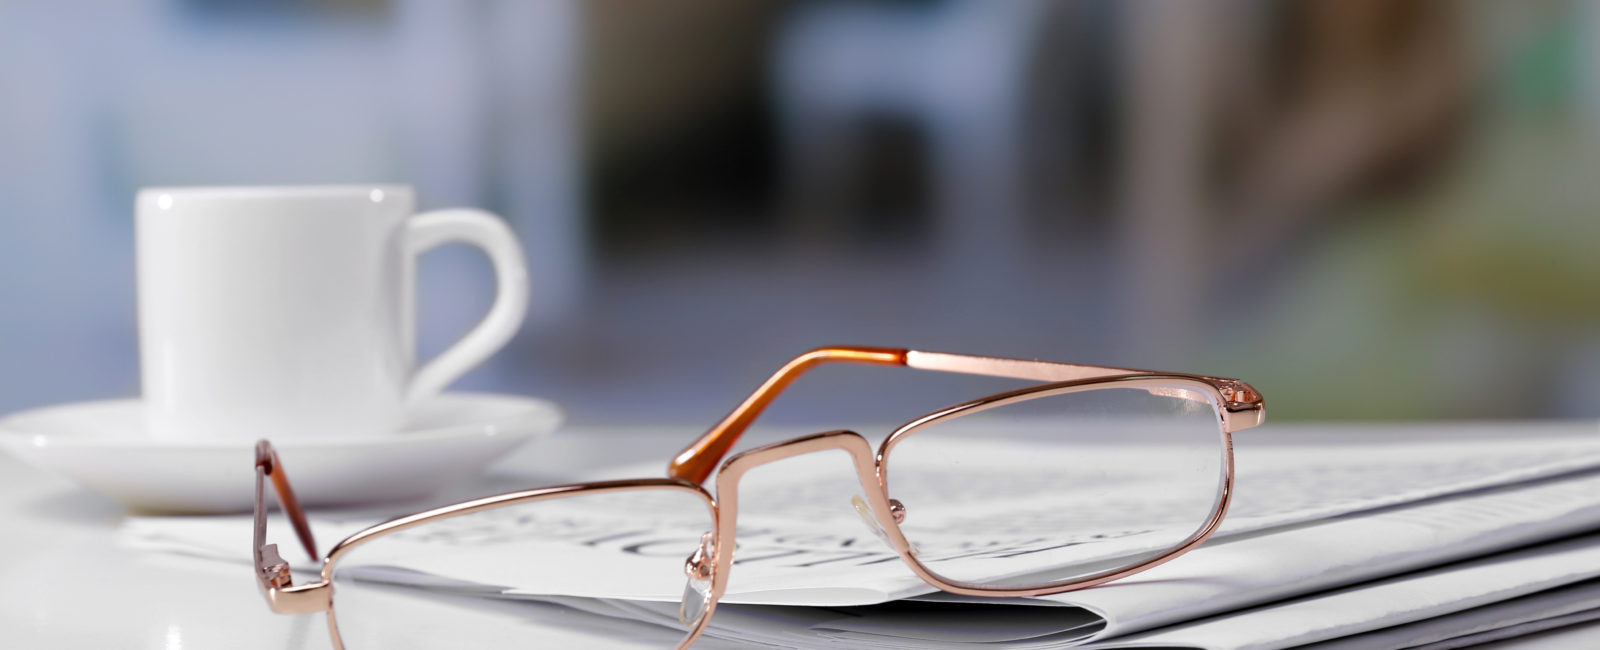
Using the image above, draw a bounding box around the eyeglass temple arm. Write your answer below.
[668,347,1265,483]
[904,350,1212,386]
[907,350,1264,428]
[668,347,908,484]
[254,440,319,588]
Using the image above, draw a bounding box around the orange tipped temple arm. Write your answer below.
[667,347,1264,485]
[668,347,907,484]
[254,440,318,588]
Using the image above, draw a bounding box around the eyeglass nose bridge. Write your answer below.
[708,429,917,586]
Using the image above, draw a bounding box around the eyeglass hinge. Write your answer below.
[260,543,293,588]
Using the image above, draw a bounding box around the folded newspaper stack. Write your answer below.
[124,422,1600,649]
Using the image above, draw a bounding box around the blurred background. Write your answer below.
[2,0,1598,428]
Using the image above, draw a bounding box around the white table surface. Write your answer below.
[1,425,1597,649]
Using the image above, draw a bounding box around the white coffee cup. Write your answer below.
[136,185,529,439]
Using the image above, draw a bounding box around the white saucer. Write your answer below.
[0,393,562,514]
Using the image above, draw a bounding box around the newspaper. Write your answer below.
[121,423,1600,647]
[1305,578,1600,649]
[577,467,1600,648]
[1091,531,1600,649]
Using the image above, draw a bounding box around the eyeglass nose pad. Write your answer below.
[679,532,715,627]
[850,495,917,555]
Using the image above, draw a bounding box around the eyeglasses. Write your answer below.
[253,346,1264,649]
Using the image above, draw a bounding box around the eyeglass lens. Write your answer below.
[881,382,1228,590]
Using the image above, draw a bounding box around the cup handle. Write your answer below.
[404,209,529,402]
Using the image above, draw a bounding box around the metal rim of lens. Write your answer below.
[875,375,1235,596]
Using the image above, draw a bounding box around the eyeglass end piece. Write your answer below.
[1215,379,1265,430]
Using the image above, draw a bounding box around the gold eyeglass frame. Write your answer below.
[254,346,1264,649]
